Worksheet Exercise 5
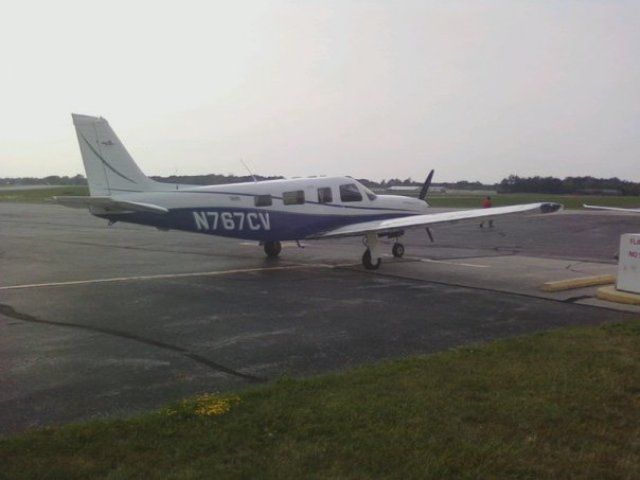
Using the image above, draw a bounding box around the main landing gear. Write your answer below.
[263,240,282,258]
[362,232,407,269]
[362,248,381,270]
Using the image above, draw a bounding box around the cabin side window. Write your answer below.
[317,187,333,204]
[339,183,363,202]
[283,190,305,205]
[254,195,272,207]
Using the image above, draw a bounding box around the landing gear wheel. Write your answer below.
[392,243,405,258]
[362,249,381,270]
[264,241,282,258]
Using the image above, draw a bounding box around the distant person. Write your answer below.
[480,196,494,228]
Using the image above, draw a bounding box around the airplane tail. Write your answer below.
[72,114,171,196]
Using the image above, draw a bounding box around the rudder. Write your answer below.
[72,114,161,195]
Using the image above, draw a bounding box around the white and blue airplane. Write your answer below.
[56,114,562,269]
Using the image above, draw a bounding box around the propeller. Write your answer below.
[418,169,435,201]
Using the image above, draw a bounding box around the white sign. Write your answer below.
[617,234,640,294]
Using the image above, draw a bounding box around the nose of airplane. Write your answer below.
[405,197,429,213]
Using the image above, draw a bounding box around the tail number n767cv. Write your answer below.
[193,211,271,231]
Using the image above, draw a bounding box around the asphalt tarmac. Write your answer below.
[1,203,639,435]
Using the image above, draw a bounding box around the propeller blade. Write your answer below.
[418,169,435,201]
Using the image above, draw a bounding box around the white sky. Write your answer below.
[1,0,639,183]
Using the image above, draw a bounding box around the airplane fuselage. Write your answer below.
[95,176,429,241]
[63,114,560,270]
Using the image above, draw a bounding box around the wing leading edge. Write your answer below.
[309,202,563,239]
[54,196,169,214]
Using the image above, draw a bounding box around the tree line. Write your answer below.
[2,173,639,195]
[498,175,640,196]
[0,174,87,186]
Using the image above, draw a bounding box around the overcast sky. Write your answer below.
[1,0,638,183]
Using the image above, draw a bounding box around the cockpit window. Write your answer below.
[339,183,363,202]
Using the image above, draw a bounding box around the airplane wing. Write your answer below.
[54,196,169,214]
[583,204,640,213]
[309,202,562,239]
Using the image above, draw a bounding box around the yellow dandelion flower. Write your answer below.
[193,394,241,417]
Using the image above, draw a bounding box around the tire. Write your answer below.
[362,249,381,270]
[264,241,282,258]
[392,243,405,258]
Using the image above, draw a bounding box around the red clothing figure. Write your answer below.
[480,196,493,228]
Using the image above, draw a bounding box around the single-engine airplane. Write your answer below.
[56,114,562,269]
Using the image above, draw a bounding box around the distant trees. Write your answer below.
[0,174,87,186]
[379,178,420,188]
[498,175,640,196]
[3,172,639,196]
[151,174,283,185]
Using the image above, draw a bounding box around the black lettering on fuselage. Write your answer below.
[193,211,271,231]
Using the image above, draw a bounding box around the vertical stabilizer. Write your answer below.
[72,114,162,196]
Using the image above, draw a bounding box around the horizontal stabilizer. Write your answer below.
[54,196,169,214]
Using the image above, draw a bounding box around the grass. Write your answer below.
[2,321,640,479]
[0,185,88,203]
[1,186,638,210]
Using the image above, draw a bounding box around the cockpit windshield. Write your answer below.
[363,187,377,201]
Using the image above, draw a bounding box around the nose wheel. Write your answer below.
[264,241,282,258]
[392,243,405,258]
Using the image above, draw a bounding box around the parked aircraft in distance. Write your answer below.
[56,114,562,269]
[584,204,640,213]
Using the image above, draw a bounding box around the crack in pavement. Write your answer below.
[0,303,265,384]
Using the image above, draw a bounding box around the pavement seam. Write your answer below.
[0,303,266,384]
[0,265,332,291]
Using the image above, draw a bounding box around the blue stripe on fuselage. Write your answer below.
[97,207,415,241]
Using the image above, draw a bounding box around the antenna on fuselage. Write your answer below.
[240,159,258,183]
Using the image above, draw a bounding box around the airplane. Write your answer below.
[55,114,562,269]
[583,204,640,213]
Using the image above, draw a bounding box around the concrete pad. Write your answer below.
[368,254,618,301]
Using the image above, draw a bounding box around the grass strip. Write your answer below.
[2,321,640,479]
